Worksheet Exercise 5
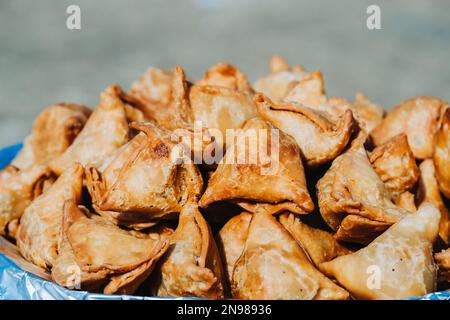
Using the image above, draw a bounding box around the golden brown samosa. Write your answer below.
[369,134,419,197]
[196,63,253,93]
[152,204,225,298]
[0,164,51,235]
[320,203,441,299]
[279,213,352,267]
[12,103,91,169]
[49,85,142,176]
[435,249,450,283]
[52,200,171,294]
[433,107,450,198]
[255,94,355,166]
[351,93,384,134]
[86,122,203,229]
[254,56,308,102]
[371,96,448,159]
[416,159,449,244]
[216,212,252,287]
[199,118,314,215]
[17,164,83,269]
[130,66,192,130]
[231,212,349,300]
[317,133,410,244]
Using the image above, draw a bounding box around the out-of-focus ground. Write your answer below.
[0,0,449,146]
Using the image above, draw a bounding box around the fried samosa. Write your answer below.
[49,85,143,176]
[0,164,51,235]
[255,94,355,166]
[130,66,192,130]
[231,212,349,300]
[152,204,225,298]
[320,203,441,299]
[199,118,314,215]
[395,191,417,212]
[52,200,171,294]
[416,160,449,244]
[86,122,203,229]
[189,65,257,144]
[17,163,83,269]
[254,56,308,102]
[216,212,252,287]
[371,96,448,159]
[196,63,253,93]
[317,133,410,244]
[279,213,352,267]
[369,134,419,197]
[435,249,450,283]
[433,107,450,199]
[12,103,91,169]
[352,93,384,134]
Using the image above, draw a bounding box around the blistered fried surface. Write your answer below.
[153,204,225,298]
[369,134,419,196]
[231,212,349,300]
[0,164,51,235]
[317,134,410,244]
[17,164,83,269]
[433,108,450,198]
[12,103,91,169]
[416,159,449,244]
[199,118,314,214]
[320,203,440,299]
[86,122,203,228]
[255,94,355,166]
[372,96,448,159]
[279,213,352,267]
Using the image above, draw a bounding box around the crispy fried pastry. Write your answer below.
[49,85,142,175]
[217,212,252,287]
[85,122,203,228]
[371,96,448,159]
[435,249,450,283]
[352,93,384,134]
[189,65,258,143]
[52,200,171,294]
[196,63,253,93]
[416,160,449,244]
[395,191,417,212]
[255,94,355,166]
[17,164,83,269]
[279,213,352,267]
[130,66,192,130]
[231,212,349,300]
[369,134,419,197]
[0,164,51,235]
[153,204,225,298]
[12,103,91,169]
[199,118,314,214]
[433,107,450,198]
[254,56,308,102]
[317,134,410,244]
[320,203,441,299]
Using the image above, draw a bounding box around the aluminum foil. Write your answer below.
[0,144,448,300]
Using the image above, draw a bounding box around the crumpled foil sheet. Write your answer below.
[0,144,449,300]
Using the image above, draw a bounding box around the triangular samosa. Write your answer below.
[152,204,225,298]
[49,85,143,175]
[12,103,91,169]
[199,118,314,215]
[320,203,441,299]
[17,163,83,269]
[231,212,349,300]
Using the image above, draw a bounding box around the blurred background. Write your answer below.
[0,0,449,146]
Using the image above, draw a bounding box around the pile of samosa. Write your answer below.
[1,56,449,299]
